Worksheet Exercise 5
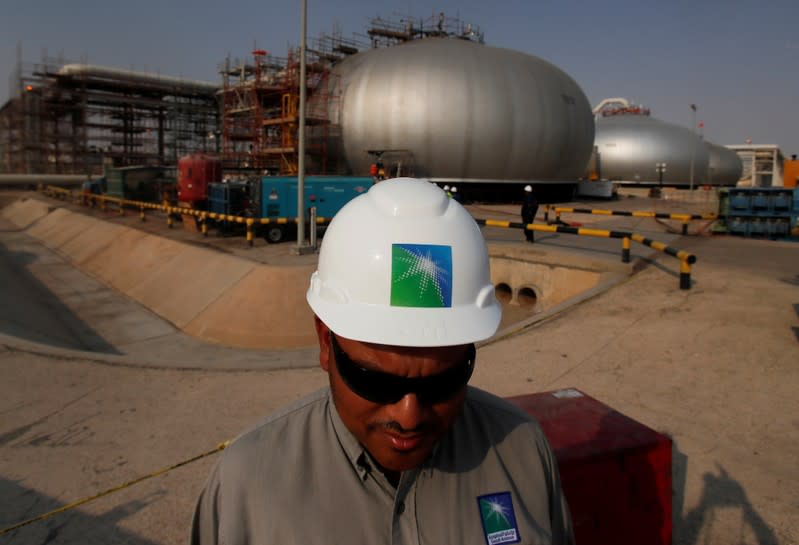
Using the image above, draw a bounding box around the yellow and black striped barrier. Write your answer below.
[43,185,73,201]
[545,205,716,235]
[43,186,332,248]
[476,218,697,290]
[0,441,229,537]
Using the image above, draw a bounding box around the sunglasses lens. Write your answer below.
[331,333,474,404]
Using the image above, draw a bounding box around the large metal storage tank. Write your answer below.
[594,113,711,185]
[705,142,742,185]
[328,38,594,182]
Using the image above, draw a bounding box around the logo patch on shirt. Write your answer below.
[477,492,521,545]
[390,243,452,308]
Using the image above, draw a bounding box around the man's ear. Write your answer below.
[314,315,332,372]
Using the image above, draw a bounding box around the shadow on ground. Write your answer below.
[672,441,779,545]
[0,239,119,354]
[0,477,162,544]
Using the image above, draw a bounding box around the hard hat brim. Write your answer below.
[308,281,502,347]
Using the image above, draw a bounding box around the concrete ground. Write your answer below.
[0,188,797,544]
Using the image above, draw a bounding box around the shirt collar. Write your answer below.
[326,390,372,481]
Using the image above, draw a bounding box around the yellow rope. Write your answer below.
[0,440,229,536]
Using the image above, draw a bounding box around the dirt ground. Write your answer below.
[0,189,797,544]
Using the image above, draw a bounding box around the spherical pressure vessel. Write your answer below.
[329,38,595,181]
[594,114,711,185]
[705,142,742,185]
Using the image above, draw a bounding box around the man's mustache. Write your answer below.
[370,420,431,434]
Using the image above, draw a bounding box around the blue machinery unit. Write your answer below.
[204,176,374,242]
[259,176,373,242]
[259,176,373,218]
[208,179,257,217]
[718,187,799,240]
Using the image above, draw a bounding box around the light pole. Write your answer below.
[689,103,697,193]
[293,0,312,254]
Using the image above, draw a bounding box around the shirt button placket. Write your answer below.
[392,472,420,545]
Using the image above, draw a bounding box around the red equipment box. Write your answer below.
[505,388,672,545]
[178,153,221,203]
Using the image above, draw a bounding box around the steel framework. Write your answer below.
[0,56,219,176]
[218,35,352,176]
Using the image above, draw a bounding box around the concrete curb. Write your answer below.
[0,331,319,372]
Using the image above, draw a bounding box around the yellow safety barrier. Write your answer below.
[476,218,696,290]
[42,185,333,247]
[42,187,696,287]
[0,441,229,537]
[545,205,716,235]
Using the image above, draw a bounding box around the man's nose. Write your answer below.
[388,393,429,431]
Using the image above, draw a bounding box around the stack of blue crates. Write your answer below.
[720,187,798,240]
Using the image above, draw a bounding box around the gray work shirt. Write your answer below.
[191,387,573,545]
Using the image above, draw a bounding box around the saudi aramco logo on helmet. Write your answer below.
[390,243,452,308]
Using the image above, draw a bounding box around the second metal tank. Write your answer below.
[594,110,741,186]
[706,142,743,185]
[328,38,595,182]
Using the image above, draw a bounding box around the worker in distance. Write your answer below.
[191,177,573,545]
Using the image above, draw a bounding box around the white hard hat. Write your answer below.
[524,185,532,192]
[307,178,501,347]
[443,185,450,191]
[451,186,458,192]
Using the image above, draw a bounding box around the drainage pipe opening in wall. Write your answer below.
[518,287,538,308]
[495,283,512,304]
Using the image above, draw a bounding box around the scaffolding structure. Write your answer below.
[218,33,357,175]
[0,56,219,176]
[363,12,485,47]
[0,13,487,177]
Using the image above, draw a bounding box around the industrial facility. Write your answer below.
[0,14,793,194]
[0,13,590,192]
[0,58,218,176]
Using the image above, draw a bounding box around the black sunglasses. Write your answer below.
[329,332,475,405]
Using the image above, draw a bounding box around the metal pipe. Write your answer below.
[591,97,631,116]
[689,104,697,192]
[0,174,89,186]
[57,64,217,93]
[309,206,317,249]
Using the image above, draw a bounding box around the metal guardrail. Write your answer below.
[544,205,716,235]
[42,186,331,247]
[41,187,697,288]
[476,218,697,290]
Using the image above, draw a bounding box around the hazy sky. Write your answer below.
[2,0,797,156]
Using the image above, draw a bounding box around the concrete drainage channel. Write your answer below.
[488,244,631,338]
[0,195,631,368]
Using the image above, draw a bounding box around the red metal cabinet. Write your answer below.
[178,154,221,203]
[505,389,672,545]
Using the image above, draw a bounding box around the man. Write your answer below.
[521,184,539,243]
[191,178,573,545]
